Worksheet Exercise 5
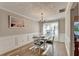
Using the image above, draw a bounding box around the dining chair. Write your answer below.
[32,36,47,55]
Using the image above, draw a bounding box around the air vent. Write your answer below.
[59,8,65,13]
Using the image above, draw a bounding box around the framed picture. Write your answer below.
[8,15,24,28]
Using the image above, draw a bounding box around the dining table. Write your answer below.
[32,35,52,54]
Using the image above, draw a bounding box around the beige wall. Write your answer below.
[59,19,65,42]
[0,9,40,54]
[59,19,65,33]
[0,9,39,37]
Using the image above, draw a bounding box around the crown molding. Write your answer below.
[0,6,38,22]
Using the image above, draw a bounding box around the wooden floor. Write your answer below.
[2,41,67,56]
[53,41,67,56]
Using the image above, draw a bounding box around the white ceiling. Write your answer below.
[0,2,68,21]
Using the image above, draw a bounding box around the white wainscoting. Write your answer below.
[0,33,39,55]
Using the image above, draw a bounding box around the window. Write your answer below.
[43,22,58,37]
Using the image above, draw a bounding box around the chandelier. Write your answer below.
[39,12,45,23]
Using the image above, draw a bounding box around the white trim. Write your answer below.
[65,2,73,14]
[65,35,70,56]
[0,6,38,22]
